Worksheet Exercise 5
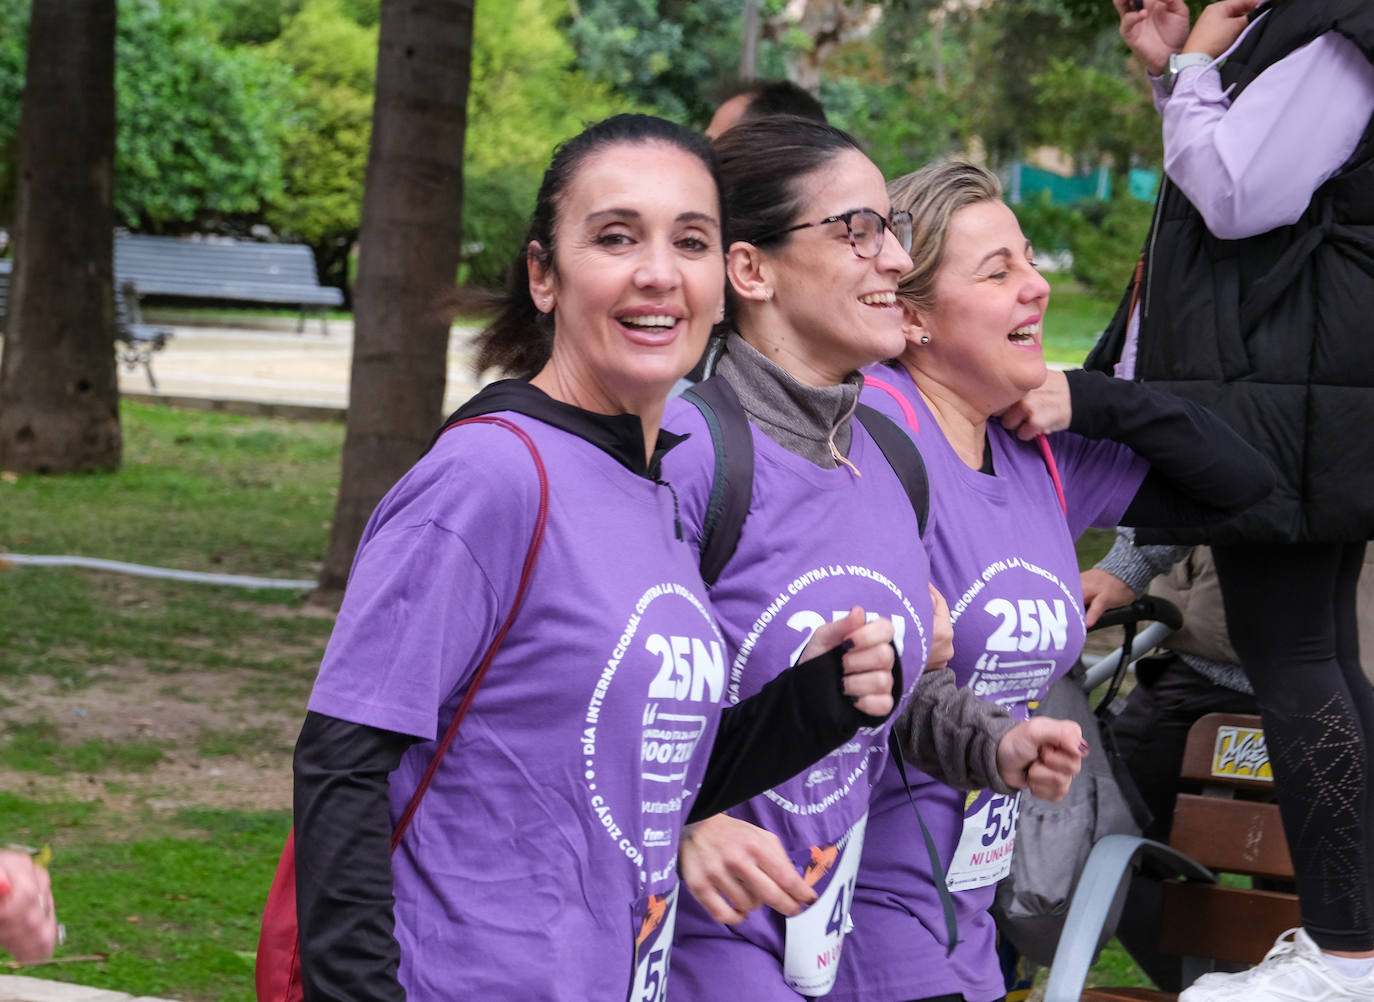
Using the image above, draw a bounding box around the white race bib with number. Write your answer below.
[782,812,868,997]
[630,885,679,1002]
[945,789,1020,892]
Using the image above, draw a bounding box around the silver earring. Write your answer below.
[920,335,931,345]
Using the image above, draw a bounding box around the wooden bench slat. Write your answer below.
[1082,988,1174,1002]
[1168,794,1292,879]
[1158,882,1300,965]
[1180,713,1274,791]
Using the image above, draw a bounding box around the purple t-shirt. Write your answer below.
[307,412,725,1000]
[660,395,936,1000]
[830,365,1147,1002]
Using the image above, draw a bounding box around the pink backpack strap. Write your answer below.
[864,374,920,431]
[1035,435,1068,518]
[866,371,1067,518]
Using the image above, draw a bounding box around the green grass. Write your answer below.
[0,402,343,576]
[0,567,333,690]
[0,793,289,1001]
[0,401,332,995]
[1044,273,1118,366]
[0,721,167,774]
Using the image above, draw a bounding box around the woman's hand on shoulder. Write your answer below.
[679,815,817,924]
[995,717,1087,802]
[801,606,896,718]
[999,368,1071,441]
[925,585,954,673]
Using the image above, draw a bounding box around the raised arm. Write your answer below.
[1062,368,1273,527]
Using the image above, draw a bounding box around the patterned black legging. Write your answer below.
[1213,541,1374,952]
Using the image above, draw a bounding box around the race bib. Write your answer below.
[629,886,679,1002]
[945,789,1020,892]
[782,813,868,997]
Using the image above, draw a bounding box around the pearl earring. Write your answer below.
[920,335,931,345]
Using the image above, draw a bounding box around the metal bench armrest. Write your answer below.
[1043,834,1215,1002]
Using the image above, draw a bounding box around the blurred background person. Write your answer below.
[704,78,828,139]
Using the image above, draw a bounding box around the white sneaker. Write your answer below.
[1178,928,1374,1002]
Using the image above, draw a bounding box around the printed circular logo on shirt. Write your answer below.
[947,553,1086,720]
[729,562,928,819]
[580,580,725,891]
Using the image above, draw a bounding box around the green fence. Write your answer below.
[1007,162,1160,205]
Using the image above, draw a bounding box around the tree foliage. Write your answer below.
[260,0,377,292]
[114,0,292,231]
[0,0,29,222]
[567,0,786,124]
[461,0,627,285]
[1031,57,1161,173]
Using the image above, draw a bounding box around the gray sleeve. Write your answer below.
[1094,525,1190,596]
[893,668,1018,795]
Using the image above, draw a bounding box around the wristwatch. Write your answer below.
[1163,52,1212,95]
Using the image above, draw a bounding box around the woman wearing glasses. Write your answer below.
[659,120,1086,1002]
[822,160,1274,1002]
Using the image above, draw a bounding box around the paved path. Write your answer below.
[118,320,487,418]
[0,976,174,1002]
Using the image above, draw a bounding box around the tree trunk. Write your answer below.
[0,0,119,473]
[764,0,883,94]
[317,0,474,595]
[740,0,761,80]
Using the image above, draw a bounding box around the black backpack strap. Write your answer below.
[855,403,930,536]
[888,733,960,956]
[680,377,754,588]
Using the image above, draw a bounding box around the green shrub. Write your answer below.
[1068,193,1153,295]
[459,167,541,289]
[1011,190,1088,255]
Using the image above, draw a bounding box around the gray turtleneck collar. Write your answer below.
[714,332,861,469]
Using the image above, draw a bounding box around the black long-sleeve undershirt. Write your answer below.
[293,713,411,1002]
[1063,368,1275,528]
[293,645,895,999]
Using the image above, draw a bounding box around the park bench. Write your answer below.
[1044,712,1296,1001]
[0,257,172,390]
[114,233,343,335]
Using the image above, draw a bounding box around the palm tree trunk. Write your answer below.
[318,0,475,596]
[0,0,119,473]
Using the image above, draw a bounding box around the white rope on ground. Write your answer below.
[0,553,315,591]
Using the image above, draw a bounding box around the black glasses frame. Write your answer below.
[767,207,914,259]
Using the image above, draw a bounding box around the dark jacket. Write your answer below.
[1087,0,1374,545]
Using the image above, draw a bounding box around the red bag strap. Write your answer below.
[390,415,550,849]
[1035,435,1068,518]
[866,371,1068,518]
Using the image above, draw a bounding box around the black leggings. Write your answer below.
[1212,541,1374,952]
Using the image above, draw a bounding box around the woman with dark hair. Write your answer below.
[289,114,898,1001]
[822,159,1273,1002]
[660,120,1089,1002]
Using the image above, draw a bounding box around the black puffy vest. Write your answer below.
[1087,0,1374,544]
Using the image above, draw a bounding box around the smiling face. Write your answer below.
[747,149,913,386]
[528,140,724,416]
[903,199,1051,416]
